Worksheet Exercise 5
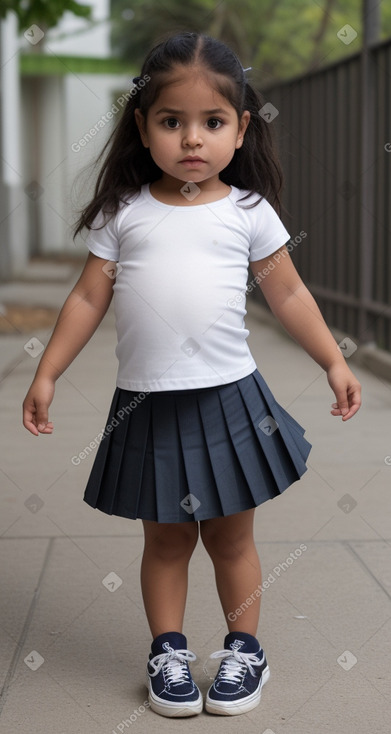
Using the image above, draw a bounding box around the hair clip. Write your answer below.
[242,67,252,73]
[132,76,141,85]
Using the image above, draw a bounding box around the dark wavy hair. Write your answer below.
[74,31,283,237]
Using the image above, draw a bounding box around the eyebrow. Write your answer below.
[155,107,229,115]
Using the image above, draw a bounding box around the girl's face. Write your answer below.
[134,67,250,191]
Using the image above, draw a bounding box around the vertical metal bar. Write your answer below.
[386,44,391,351]
[349,57,361,338]
[358,0,379,343]
[331,67,338,327]
[374,47,384,334]
[336,62,346,332]
[324,69,333,326]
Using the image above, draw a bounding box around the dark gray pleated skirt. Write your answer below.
[83,369,311,523]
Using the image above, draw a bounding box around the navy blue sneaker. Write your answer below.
[205,632,270,715]
[146,631,203,717]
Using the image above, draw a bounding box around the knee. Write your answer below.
[144,523,199,562]
[200,524,253,563]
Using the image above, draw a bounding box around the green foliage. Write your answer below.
[111,0,391,84]
[1,0,92,31]
[110,0,212,60]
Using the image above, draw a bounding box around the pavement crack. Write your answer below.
[0,537,54,717]
[346,542,391,601]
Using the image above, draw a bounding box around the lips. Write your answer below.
[180,157,205,162]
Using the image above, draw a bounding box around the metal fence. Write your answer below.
[251,38,391,352]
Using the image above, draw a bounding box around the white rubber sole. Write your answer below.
[205,665,270,716]
[146,678,203,718]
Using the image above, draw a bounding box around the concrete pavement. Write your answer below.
[0,261,390,734]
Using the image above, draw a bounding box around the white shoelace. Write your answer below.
[149,649,197,685]
[209,649,263,683]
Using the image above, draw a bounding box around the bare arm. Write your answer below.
[250,246,361,421]
[23,252,115,435]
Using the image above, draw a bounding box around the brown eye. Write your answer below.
[207,118,223,129]
[164,118,179,129]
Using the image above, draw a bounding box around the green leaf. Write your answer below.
[1,0,92,32]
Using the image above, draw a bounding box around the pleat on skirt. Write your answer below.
[83,368,311,523]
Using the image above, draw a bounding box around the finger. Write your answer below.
[23,403,39,436]
[333,393,350,417]
[23,412,53,435]
[23,416,39,436]
[342,387,362,421]
[35,402,49,431]
[341,403,360,421]
[331,402,360,419]
[331,386,361,419]
[349,384,362,407]
[38,422,54,434]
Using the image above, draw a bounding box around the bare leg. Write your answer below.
[140,520,199,639]
[200,509,261,636]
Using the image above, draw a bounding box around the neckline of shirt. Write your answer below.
[141,183,236,209]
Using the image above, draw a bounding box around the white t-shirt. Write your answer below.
[85,184,290,391]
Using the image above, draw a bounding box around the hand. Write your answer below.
[22,377,55,436]
[327,362,361,421]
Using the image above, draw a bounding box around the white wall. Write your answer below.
[67,72,130,255]
[45,0,110,57]
[21,75,65,257]
[36,71,129,255]
[1,0,131,270]
[0,12,28,278]
[35,0,130,255]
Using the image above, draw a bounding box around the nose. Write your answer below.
[182,124,203,147]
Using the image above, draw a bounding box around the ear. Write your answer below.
[134,108,149,147]
[235,110,251,149]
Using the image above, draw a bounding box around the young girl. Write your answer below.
[23,31,361,719]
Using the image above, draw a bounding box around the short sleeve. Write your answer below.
[84,209,120,262]
[249,198,290,262]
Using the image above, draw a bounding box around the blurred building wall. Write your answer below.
[0,12,28,280]
[47,0,111,57]
[21,70,129,259]
[0,0,130,280]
